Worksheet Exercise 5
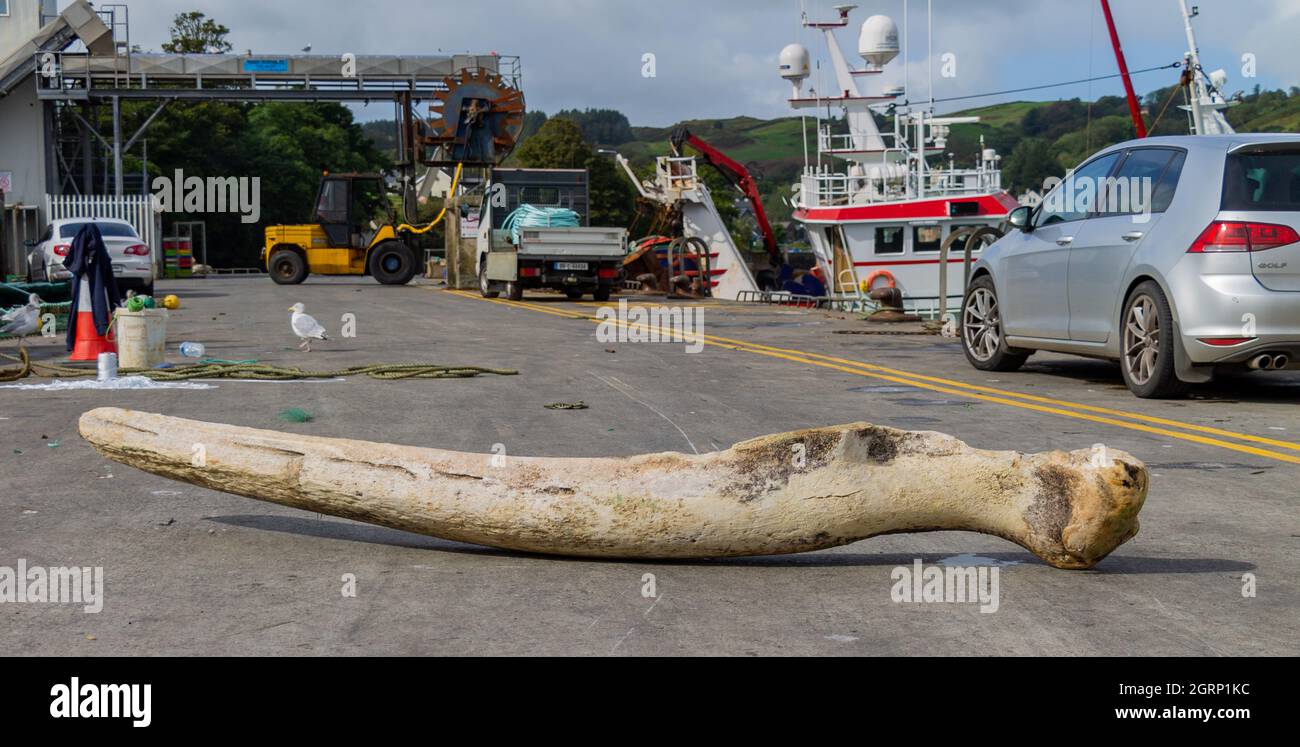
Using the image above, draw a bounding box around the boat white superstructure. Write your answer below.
[784,4,1017,315]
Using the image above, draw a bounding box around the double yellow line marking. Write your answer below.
[445,290,1300,465]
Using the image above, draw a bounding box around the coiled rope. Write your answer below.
[0,350,517,384]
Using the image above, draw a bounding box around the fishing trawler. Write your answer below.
[782,4,1017,315]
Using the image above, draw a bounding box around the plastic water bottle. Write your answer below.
[179,342,205,359]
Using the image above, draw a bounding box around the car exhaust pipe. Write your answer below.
[1248,354,1274,370]
[1273,354,1290,370]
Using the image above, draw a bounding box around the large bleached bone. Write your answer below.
[79,407,1147,569]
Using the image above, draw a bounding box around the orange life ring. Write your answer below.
[862,270,897,292]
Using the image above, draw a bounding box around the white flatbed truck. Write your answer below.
[475,169,627,301]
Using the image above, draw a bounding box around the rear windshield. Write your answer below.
[59,222,139,239]
[1222,150,1300,211]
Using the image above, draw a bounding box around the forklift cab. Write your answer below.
[313,174,392,250]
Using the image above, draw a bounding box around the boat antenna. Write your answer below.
[927,0,934,113]
[1178,0,1205,135]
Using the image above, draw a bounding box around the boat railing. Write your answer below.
[799,166,1003,207]
[654,157,701,196]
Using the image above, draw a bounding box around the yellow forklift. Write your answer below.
[260,67,525,285]
[263,173,419,285]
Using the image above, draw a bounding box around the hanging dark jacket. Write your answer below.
[63,222,122,351]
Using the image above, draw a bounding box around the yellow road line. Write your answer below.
[442,290,1300,465]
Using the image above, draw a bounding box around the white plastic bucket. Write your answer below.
[113,309,169,369]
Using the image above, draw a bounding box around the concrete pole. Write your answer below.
[112,96,124,197]
[446,186,463,287]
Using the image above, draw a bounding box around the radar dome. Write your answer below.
[779,44,811,82]
[859,15,899,67]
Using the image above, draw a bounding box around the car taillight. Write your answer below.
[597,268,619,279]
[52,244,70,257]
[519,267,541,278]
[124,244,150,256]
[1188,221,1300,253]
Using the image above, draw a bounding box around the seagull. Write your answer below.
[1,294,42,350]
[289,302,328,352]
[302,44,312,53]
[1,293,40,323]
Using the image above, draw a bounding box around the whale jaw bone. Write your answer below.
[77,408,1147,569]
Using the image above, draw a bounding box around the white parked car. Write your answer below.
[26,218,155,296]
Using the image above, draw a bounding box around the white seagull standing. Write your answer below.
[1,294,42,351]
[289,302,328,352]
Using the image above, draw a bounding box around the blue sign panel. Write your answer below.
[242,59,290,73]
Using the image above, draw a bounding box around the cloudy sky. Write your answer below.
[111,0,1299,125]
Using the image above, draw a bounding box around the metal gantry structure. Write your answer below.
[9,2,521,199]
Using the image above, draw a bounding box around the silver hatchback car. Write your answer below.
[962,134,1300,398]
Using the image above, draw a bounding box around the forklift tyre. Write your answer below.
[369,241,417,285]
[478,263,500,299]
[269,249,309,285]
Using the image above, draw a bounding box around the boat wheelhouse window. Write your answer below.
[949,225,988,252]
[875,226,904,254]
[912,225,942,253]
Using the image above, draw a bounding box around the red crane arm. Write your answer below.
[1099,0,1148,138]
[670,127,780,261]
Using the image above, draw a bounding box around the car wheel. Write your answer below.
[961,275,1029,371]
[1120,281,1187,398]
[269,249,309,285]
[369,241,417,285]
[505,281,523,301]
[593,285,612,302]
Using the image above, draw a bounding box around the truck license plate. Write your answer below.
[554,262,588,271]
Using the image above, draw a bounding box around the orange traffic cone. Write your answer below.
[69,277,116,362]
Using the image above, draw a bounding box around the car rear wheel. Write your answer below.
[961,275,1029,371]
[269,249,308,285]
[505,280,523,301]
[1120,281,1186,398]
